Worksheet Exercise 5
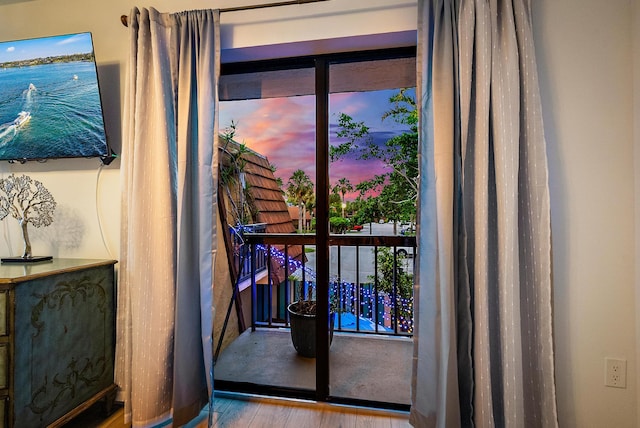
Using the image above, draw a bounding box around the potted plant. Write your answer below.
[287,278,336,358]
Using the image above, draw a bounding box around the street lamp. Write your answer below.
[341,202,347,218]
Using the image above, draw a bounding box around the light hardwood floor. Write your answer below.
[191,394,412,428]
[78,393,412,428]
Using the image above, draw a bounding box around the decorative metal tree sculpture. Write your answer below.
[0,174,56,261]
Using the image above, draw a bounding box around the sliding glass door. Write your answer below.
[214,48,416,408]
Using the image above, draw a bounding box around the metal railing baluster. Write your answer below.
[244,233,414,337]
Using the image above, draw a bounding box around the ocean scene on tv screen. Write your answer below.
[0,32,108,161]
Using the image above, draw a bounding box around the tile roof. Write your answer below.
[219,138,305,284]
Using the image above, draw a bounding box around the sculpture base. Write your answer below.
[1,256,53,264]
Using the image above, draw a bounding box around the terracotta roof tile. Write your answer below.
[219,139,304,285]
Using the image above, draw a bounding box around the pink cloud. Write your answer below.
[220,93,397,199]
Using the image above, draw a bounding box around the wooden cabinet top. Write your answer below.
[0,258,117,284]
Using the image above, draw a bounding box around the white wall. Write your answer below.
[0,0,637,426]
[534,0,638,427]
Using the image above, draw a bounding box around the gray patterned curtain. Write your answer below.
[411,1,559,426]
[116,7,219,427]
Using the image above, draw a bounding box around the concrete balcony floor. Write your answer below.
[214,328,412,406]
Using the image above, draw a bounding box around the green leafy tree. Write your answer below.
[352,196,381,234]
[270,163,284,190]
[329,216,350,234]
[328,192,342,217]
[220,120,257,225]
[369,246,413,332]
[332,89,418,229]
[286,169,314,232]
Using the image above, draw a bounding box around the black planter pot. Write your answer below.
[287,302,335,358]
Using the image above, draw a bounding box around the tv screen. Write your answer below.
[0,32,112,163]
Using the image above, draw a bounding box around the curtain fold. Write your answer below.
[116,7,219,427]
[412,1,558,426]
[411,0,462,426]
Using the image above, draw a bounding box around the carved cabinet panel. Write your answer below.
[0,259,116,428]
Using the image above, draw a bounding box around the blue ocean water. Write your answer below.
[0,61,108,160]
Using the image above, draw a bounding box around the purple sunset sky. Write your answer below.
[219,88,413,201]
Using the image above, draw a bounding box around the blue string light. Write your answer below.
[249,242,414,333]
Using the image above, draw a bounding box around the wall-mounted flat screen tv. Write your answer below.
[0,32,113,163]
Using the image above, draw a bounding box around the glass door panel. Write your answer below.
[214,65,318,397]
[327,57,416,406]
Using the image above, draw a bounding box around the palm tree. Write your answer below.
[301,191,315,232]
[332,177,353,218]
[287,169,314,232]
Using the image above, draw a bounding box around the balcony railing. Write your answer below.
[243,233,416,337]
[231,223,268,285]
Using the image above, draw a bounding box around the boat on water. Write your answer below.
[13,111,31,128]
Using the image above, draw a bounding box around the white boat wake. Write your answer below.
[0,123,17,142]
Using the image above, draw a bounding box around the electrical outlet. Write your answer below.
[605,358,627,388]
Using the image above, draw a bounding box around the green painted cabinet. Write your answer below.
[0,259,117,427]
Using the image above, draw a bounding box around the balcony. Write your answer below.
[214,230,415,408]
